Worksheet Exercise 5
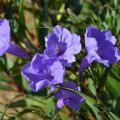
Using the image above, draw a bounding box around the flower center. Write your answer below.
[57,48,65,56]
[45,74,54,81]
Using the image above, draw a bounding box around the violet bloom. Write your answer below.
[22,53,65,92]
[0,19,29,58]
[55,81,84,111]
[44,25,81,67]
[80,26,120,73]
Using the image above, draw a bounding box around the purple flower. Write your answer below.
[0,19,29,58]
[44,25,81,67]
[80,26,120,73]
[22,53,65,92]
[55,81,84,111]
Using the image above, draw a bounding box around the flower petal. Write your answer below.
[0,19,10,43]
[47,59,65,84]
[7,42,29,58]
[29,80,49,92]
[0,19,10,55]
[22,63,45,83]
[64,99,80,111]
[31,53,44,72]
[103,30,116,45]
[56,99,64,110]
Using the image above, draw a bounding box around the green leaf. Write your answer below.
[0,72,10,83]
[26,96,47,111]
[0,84,14,91]
[106,76,120,98]
[116,15,120,35]
[6,57,14,69]
[80,92,97,104]
[22,77,31,92]
[109,112,120,120]
[0,112,2,119]
[17,107,44,117]
[47,97,55,116]
[86,101,101,120]
[19,0,25,24]
[57,4,65,21]
[88,78,96,96]
[114,0,118,7]
[113,97,120,114]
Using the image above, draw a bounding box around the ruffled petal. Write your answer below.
[45,33,58,48]
[66,33,81,54]
[103,30,116,45]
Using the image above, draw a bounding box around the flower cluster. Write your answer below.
[22,25,84,111]
[1,18,120,111]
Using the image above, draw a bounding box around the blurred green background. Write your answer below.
[0,0,120,119]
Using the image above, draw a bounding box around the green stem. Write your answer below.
[97,66,112,100]
[96,66,112,120]
[88,66,96,82]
